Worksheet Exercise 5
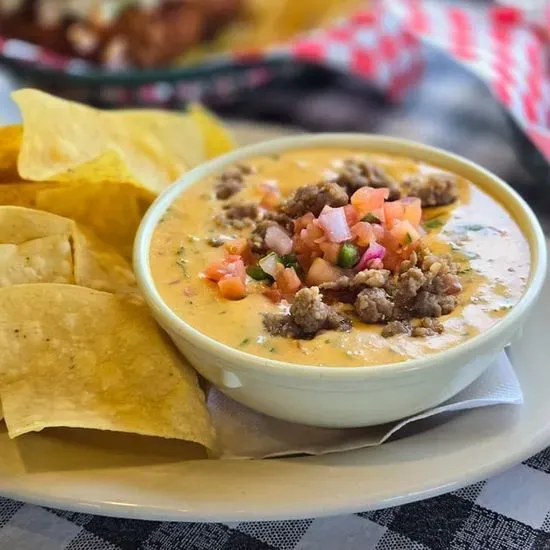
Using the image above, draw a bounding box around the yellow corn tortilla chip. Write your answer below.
[0,235,74,287]
[0,205,73,243]
[117,109,205,175]
[0,206,137,297]
[13,89,205,194]
[0,284,216,449]
[0,182,63,208]
[187,104,236,159]
[0,125,23,182]
[73,227,139,300]
[52,149,138,186]
[36,181,152,260]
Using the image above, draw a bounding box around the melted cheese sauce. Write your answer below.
[150,148,530,367]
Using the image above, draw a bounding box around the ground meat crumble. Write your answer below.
[214,202,262,229]
[334,159,401,201]
[402,173,458,207]
[214,164,253,200]
[261,248,461,340]
[318,247,460,338]
[281,181,348,218]
[263,287,351,339]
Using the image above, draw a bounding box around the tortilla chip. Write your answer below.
[0,125,23,182]
[0,235,74,287]
[52,149,138,186]
[0,206,137,297]
[36,181,152,260]
[0,182,62,208]
[117,109,205,175]
[13,89,205,193]
[73,227,139,300]
[187,104,236,159]
[0,205,73,243]
[0,284,216,449]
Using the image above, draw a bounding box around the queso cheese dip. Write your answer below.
[150,148,530,367]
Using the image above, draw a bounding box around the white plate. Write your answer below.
[0,126,549,522]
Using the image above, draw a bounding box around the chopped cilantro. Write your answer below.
[280,253,299,269]
[240,338,251,347]
[461,223,486,232]
[362,213,381,224]
[423,217,444,230]
[403,233,413,245]
[246,265,272,281]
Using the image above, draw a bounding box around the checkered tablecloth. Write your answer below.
[1,35,550,550]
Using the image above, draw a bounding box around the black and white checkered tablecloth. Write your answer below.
[0,49,549,550]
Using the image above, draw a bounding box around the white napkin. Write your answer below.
[207,352,522,459]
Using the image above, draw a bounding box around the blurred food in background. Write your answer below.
[0,0,366,68]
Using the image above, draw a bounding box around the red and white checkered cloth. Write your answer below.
[0,1,548,163]
[387,0,550,163]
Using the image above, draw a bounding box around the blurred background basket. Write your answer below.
[0,0,546,187]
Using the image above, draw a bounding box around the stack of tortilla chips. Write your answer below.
[0,89,234,453]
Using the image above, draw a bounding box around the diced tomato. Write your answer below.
[293,216,330,269]
[260,190,281,209]
[204,260,230,282]
[344,204,360,226]
[320,242,341,264]
[224,238,248,256]
[300,220,325,248]
[294,213,315,235]
[383,200,405,228]
[351,187,389,216]
[296,252,315,272]
[380,226,420,272]
[370,207,385,226]
[380,227,399,253]
[218,276,246,300]
[276,266,302,295]
[263,284,283,303]
[306,258,343,286]
[390,219,421,246]
[204,255,245,283]
[380,247,401,272]
[372,223,385,241]
[401,197,422,226]
[351,222,376,247]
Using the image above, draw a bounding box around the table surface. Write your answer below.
[1,51,550,550]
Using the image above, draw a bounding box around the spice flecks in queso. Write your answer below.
[150,148,530,367]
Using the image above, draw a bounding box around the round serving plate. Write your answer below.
[0,124,549,522]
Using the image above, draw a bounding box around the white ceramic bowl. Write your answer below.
[134,134,547,428]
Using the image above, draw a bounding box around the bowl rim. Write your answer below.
[134,133,547,380]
